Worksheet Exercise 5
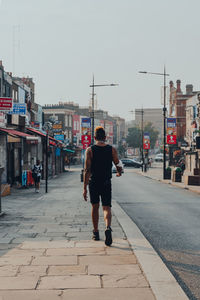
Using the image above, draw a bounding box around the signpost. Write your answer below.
[167,118,176,145]
[0,97,12,111]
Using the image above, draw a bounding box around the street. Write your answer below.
[113,168,200,300]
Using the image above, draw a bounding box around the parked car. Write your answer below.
[121,158,142,168]
[155,153,163,162]
[112,160,124,173]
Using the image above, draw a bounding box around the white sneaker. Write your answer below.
[36,189,39,193]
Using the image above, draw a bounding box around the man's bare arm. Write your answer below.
[112,147,122,176]
[83,147,92,200]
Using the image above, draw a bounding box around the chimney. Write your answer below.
[176,80,181,92]
[186,84,193,95]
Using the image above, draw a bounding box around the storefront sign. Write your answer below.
[0,97,12,111]
[8,103,26,115]
[54,134,64,141]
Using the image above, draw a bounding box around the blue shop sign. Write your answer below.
[54,134,64,141]
[8,103,26,115]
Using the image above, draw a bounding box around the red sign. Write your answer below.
[167,135,177,144]
[81,135,91,149]
[143,141,150,149]
[0,97,12,110]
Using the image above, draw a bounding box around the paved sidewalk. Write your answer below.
[136,163,200,194]
[0,169,155,300]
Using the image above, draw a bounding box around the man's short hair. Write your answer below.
[95,126,106,141]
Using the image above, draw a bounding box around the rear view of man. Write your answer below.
[83,126,122,246]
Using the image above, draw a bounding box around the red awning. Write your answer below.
[0,128,38,141]
[27,127,61,147]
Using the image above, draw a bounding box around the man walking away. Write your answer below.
[83,126,122,246]
[32,159,42,193]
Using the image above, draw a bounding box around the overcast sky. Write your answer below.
[0,0,200,120]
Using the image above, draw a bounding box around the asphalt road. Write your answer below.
[113,169,200,300]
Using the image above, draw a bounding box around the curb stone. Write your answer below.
[112,200,189,300]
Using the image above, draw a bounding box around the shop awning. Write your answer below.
[0,128,38,142]
[27,127,62,147]
[63,148,75,153]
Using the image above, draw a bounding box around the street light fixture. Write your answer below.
[138,67,170,179]
[90,75,118,144]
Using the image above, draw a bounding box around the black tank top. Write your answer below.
[90,145,113,183]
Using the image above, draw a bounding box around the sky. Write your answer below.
[0,0,200,121]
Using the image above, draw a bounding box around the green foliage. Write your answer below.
[118,141,126,158]
[126,126,141,148]
[126,122,159,149]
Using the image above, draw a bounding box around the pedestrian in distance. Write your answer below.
[83,126,122,246]
[32,159,42,193]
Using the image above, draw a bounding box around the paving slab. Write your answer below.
[38,275,101,289]
[31,255,77,266]
[88,264,142,275]
[0,290,62,300]
[17,265,48,276]
[0,256,32,266]
[102,273,149,288]
[46,247,106,256]
[62,287,155,300]
[79,254,137,265]
[0,276,39,290]
[20,240,75,249]
[0,265,19,276]
[48,265,86,276]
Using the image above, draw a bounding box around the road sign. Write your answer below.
[81,135,91,149]
[8,103,26,115]
[0,97,12,111]
[167,135,177,144]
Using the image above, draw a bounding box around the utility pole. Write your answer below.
[141,108,144,171]
[163,66,167,180]
[139,67,170,179]
[90,76,119,145]
[91,75,95,145]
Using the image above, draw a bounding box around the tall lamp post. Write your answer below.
[90,75,118,144]
[139,67,170,179]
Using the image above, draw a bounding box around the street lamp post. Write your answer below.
[90,75,118,145]
[139,67,170,179]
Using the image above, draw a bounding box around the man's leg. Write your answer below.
[92,203,100,232]
[102,206,112,228]
[103,206,112,246]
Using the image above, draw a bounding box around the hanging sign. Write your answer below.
[143,132,150,150]
[167,118,176,144]
[81,135,91,149]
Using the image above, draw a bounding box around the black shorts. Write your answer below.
[89,180,112,207]
[34,176,41,183]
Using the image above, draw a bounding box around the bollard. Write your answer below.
[0,167,5,216]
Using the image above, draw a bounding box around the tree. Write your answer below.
[126,122,159,149]
[126,126,141,148]
[143,122,159,149]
